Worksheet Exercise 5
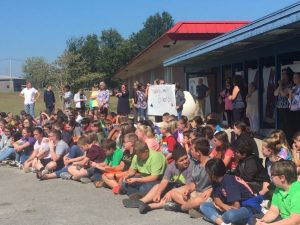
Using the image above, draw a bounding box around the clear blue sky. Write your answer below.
[0,0,298,76]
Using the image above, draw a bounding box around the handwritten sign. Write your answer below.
[147,85,177,116]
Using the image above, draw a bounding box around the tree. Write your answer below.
[23,57,53,88]
[97,29,125,82]
[130,12,174,54]
[52,50,88,91]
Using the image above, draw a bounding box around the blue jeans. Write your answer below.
[137,108,146,121]
[54,145,84,177]
[121,177,160,196]
[200,202,249,224]
[25,103,35,118]
[0,147,16,161]
[15,149,32,164]
[177,109,182,120]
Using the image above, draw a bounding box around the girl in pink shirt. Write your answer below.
[210,131,236,171]
[135,124,160,151]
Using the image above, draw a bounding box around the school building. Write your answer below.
[163,2,300,131]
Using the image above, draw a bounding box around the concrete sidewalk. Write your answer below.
[0,166,211,225]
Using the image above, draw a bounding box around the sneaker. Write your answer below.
[188,208,203,218]
[80,177,92,184]
[41,169,49,176]
[164,201,181,212]
[129,193,144,200]
[17,162,23,169]
[60,172,73,180]
[122,198,143,208]
[139,202,152,214]
[9,161,18,167]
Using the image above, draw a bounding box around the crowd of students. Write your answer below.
[0,84,300,225]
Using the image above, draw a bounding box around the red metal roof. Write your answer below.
[167,21,250,40]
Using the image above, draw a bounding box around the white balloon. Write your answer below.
[182,91,196,119]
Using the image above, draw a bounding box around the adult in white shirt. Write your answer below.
[74,89,87,114]
[19,81,40,118]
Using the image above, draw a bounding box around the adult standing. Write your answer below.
[74,89,87,114]
[62,85,73,109]
[246,82,259,132]
[228,75,246,123]
[19,81,40,118]
[135,83,147,121]
[116,84,130,115]
[97,81,110,114]
[274,68,293,140]
[89,85,99,112]
[175,83,186,120]
[219,81,233,127]
[288,72,300,142]
[196,78,209,119]
[43,84,55,114]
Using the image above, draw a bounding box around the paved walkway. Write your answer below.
[0,166,211,225]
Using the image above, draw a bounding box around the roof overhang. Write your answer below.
[114,21,249,79]
[164,2,300,67]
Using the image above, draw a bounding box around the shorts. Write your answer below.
[40,158,52,167]
[103,170,129,182]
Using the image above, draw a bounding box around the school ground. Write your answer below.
[0,166,210,225]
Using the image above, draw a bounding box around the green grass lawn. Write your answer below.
[0,92,117,116]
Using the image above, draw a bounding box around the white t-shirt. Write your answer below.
[34,137,51,159]
[21,87,38,105]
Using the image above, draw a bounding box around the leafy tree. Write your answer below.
[97,29,125,81]
[130,12,174,55]
[23,57,53,88]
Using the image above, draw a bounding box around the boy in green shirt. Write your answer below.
[120,140,166,197]
[103,139,123,167]
[256,161,300,225]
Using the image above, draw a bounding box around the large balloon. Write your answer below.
[182,91,196,119]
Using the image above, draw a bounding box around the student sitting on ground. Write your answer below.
[36,130,69,178]
[261,136,287,177]
[210,131,236,172]
[256,161,300,225]
[120,140,166,197]
[173,118,188,146]
[291,131,300,174]
[122,144,193,214]
[233,141,270,196]
[269,129,292,160]
[23,127,50,173]
[200,158,263,225]
[12,127,36,168]
[166,138,212,217]
[160,122,177,164]
[135,124,160,152]
[63,135,105,182]
[37,142,85,180]
[92,139,123,187]
[102,133,138,194]
[0,125,15,162]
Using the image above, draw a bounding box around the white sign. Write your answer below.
[147,85,177,116]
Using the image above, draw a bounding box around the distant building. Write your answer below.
[0,76,26,92]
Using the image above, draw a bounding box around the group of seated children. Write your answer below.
[0,109,300,225]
